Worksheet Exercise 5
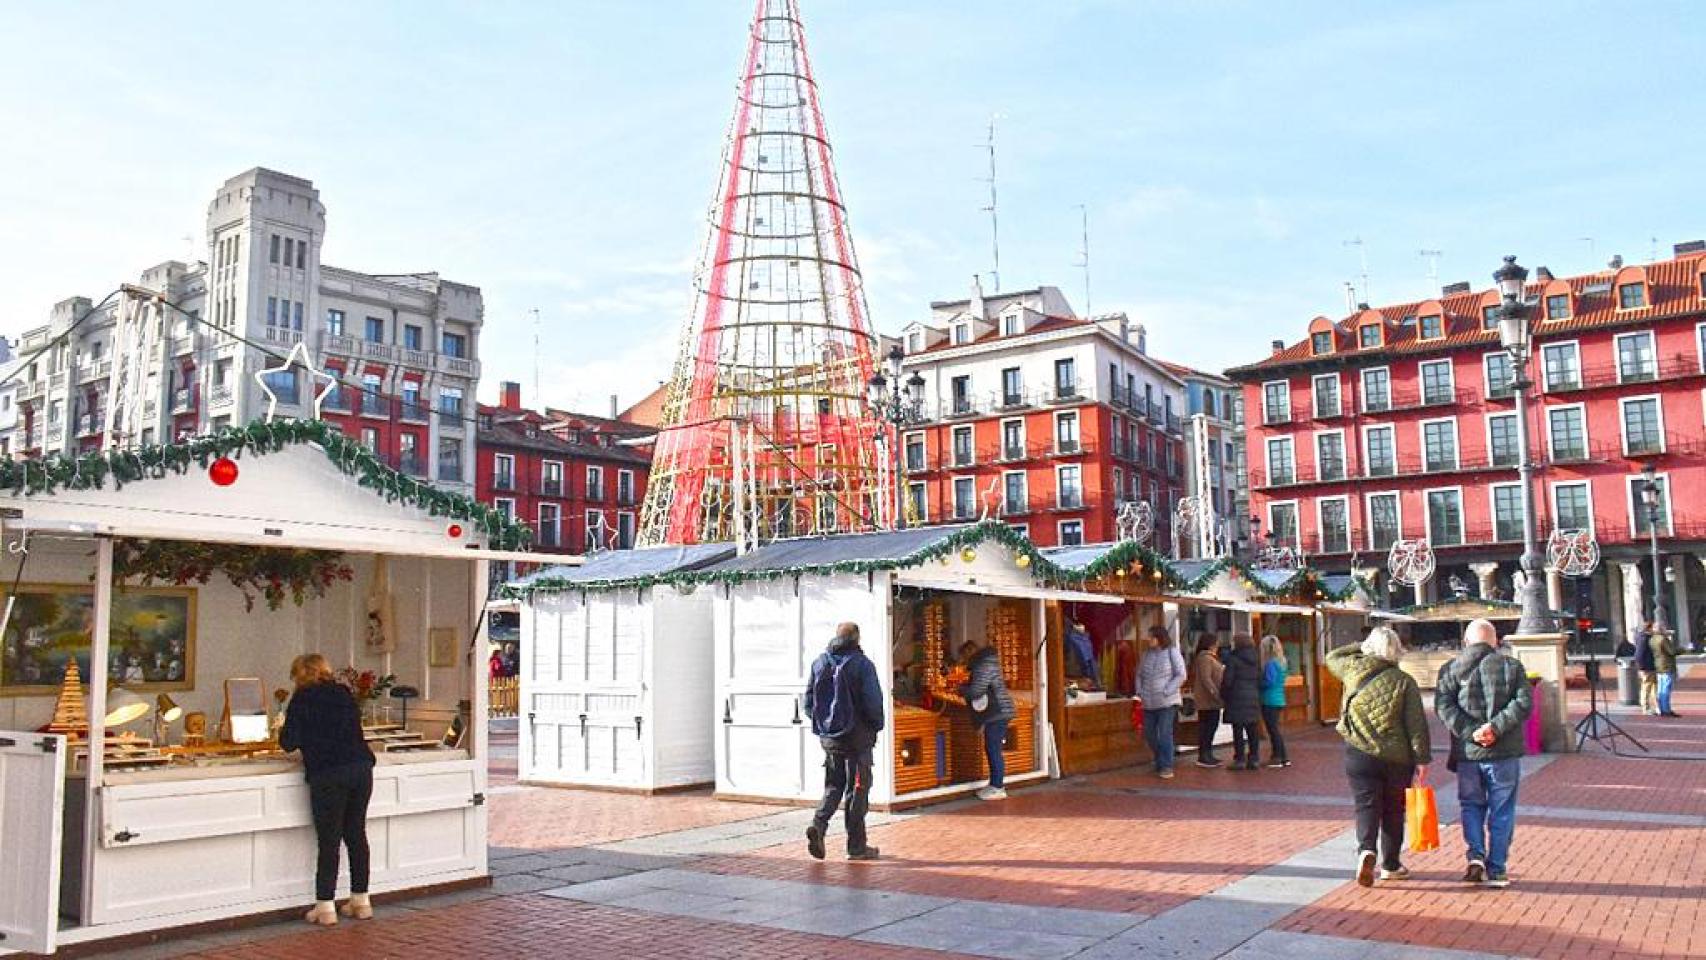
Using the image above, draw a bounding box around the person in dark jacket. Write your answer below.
[279,653,377,926]
[1327,626,1431,888]
[1436,619,1533,889]
[1220,634,1263,770]
[1652,627,1680,718]
[1633,623,1657,715]
[959,640,1017,800]
[803,622,885,861]
[1191,635,1226,767]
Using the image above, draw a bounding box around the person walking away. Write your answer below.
[1221,634,1263,770]
[1435,618,1533,889]
[1137,625,1187,779]
[959,640,1017,800]
[1652,627,1681,717]
[1259,635,1291,767]
[1191,635,1226,767]
[280,653,378,926]
[1327,626,1431,888]
[1633,623,1657,715]
[804,622,885,861]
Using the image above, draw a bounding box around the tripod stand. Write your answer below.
[1572,634,1647,754]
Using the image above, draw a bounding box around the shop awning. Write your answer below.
[1230,601,1316,615]
[1318,603,1417,621]
[904,580,1126,605]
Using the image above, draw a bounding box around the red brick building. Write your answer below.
[897,284,1187,548]
[476,382,652,570]
[1229,244,1706,647]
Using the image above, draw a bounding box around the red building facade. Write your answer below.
[475,382,652,567]
[1230,245,1706,646]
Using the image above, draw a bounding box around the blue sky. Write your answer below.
[2,1,1702,411]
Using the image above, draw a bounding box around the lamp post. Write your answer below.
[866,344,926,530]
[1493,255,1551,636]
[1639,463,1666,631]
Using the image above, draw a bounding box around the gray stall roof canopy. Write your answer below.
[697,525,978,577]
[508,542,737,591]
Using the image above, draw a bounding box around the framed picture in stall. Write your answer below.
[428,627,457,668]
[0,584,197,696]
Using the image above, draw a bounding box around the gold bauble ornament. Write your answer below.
[961,547,977,563]
[1015,554,1031,569]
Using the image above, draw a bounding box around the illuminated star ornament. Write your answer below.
[254,342,338,422]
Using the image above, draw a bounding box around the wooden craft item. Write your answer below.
[44,660,89,740]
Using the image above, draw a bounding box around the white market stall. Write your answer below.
[507,543,734,792]
[704,522,1121,810]
[0,422,533,955]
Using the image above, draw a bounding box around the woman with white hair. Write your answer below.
[1326,625,1431,888]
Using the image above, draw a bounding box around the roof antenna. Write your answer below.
[1418,249,1443,291]
[531,308,541,409]
[1579,237,1595,266]
[978,115,1002,291]
[1343,282,1358,315]
[1343,237,1369,303]
[1074,204,1091,316]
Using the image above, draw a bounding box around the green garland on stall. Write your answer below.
[0,418,533,551]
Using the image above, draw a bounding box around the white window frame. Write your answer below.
[1540,339,1582,392]
[585,509,606,547]
[617,512,636,549]
[1057,519,1085,546]
[907,481,929,522]
[494,453,516,489]
[494,496,515,519]
[1544,401,1589,462]
[1417,313,1444,341]
[1626,472,1673,537]
[1001,469,1028,515]
[617,468,635,501]
[1618,393,1666,456]
[1484,412,1519,468]
[1482,350,1515,399]
[538,502,562,543]
[586,464,605,498]
[906,331,923,353]
[1488,481,1525,543]
[1002,312,1021,336]
[953,322,970,344]
[951,474,977,520]
[1616,281,1648,312]
[1007,522,1030,539]
[1055,410,1080,453]
[1262,379,1292,424]
[1265,436,1296,486]
[1312,373,1341,418]
[1313,429,1347,482]
[1055,463,1084,510]
[1365,491,1402,551]
[951,424,975,466]
[1417,359,1455,405]
[904,430,928,470]
[1358,323,1382,349]
[999,418,1025,460]
[1418,416,1459,472]
[1696,321,1706,373]
[1549,481,1594,537]
[1423,485,1466,547]
[1315,495,1351,554]
[1360,366,1391,413]
[1361,423,1396,477]
[1614,330,1658,383]
[1266,499,1300,550]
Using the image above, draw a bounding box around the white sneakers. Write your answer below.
[976,786,1008,801]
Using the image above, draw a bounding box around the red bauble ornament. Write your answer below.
[447,523,464,539]
[209,457,239,487]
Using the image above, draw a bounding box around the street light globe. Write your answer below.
[1493,254,1528,301]
[865,372,887,408]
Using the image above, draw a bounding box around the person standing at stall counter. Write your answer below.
[1191,635,1226,767]
[1137,625,1187,779]
[280,654,377,926]
[959,639,1017,800]
[804,622,885,861]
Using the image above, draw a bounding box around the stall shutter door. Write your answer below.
[0,731,66,955]
[613,717,645,781]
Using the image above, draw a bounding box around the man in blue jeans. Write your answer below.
[959,640,1016,801]
[1435,619,1533,889]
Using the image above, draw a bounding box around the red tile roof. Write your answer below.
[1228,250,1706,378]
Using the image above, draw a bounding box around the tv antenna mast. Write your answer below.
[1343,236,1369,303]
[530,308,541,408]
[1418,249,1443,290]
[1074,204,1091,315]
[979,116,1002,291]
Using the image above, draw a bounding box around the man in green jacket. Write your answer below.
[1652,628,1680,718]
[1436,619,1533,890]
[1327,628,1430,887]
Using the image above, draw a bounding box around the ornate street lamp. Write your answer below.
[1639,463,1666,631]
[1493,255,1550,635]
[867,344,926,529]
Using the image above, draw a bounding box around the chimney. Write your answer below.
[1132,322,1148,354]
[500,381,522,411]
[1270,339,1285,354]
[1535,266,1553,282]
[969,274,987,321]
[1608,254,1624,270]
[1674,240,1706,257]
[1441,281,1471,295]
[609,394,618,419]
[1343,282,1357,314]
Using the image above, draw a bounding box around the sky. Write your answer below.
[2,1,1704,412]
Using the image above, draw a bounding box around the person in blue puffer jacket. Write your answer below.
[1258,635,1291,768]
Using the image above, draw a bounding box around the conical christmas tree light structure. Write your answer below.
[638,0,885,547]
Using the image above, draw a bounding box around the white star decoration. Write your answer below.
[254,341,338,422]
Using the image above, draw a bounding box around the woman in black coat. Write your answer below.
[1221,634,1264,771]
[280,653,377,926]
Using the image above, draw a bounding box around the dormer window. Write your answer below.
[907,331,923,353]
[1619,282,1646,309]
[1359,324,1381,348]
[1002,312,1022,336]
[1311,331,1333,355]
[1546,294,1571,320]
[1419,315,1443,340]
[1480,306,1499,330]
[953,322,970,344]
[1698,271,1706,298]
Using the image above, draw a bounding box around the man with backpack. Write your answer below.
[1436,619,1533,890]
[804,622,885,861]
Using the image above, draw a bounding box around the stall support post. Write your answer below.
[1042,601,1064,778]
[471,559,490,764]
[83,535,115,920]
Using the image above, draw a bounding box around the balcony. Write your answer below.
[904,455,927,473]
[361,395,389,418]
[539,478,563,497]
[437,457,463,482]
[535,525,561,549]
[1055,492,1085,511]
[1049,384,1082,405]
[76,361,112,384]
[172,387,194,413]
[402,348,433,369]
[1544,353,1703,395]
[210,384,233,407]
[323,388,350,413]
[438,353,479,378]
[1313,396,1345,420]
[587,485,606,502]
[439,408,465,431]
[997,390,1032,411]
[951,447,975,468]
[399,455,425,477]
[264,326,304,347]
[1385,385,1480,412]
[1000,495,1032,518]
[400,403,429,423]
[493,473,516,492]
[320,332,361,357]
[1166,413,1182,435]
[617,488,637,507]
[76,413,104,437]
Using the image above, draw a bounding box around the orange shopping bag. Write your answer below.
[1406,786,1440,852]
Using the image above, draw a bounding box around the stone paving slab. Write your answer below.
[856,915,1104,960]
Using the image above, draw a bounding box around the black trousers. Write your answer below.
[1196,708,1222,761]
[1261,705,1288,763]
[813,747,873,853]
[1343,746,1411,871]
[1230,721,1260,765]
[309,764,374,901]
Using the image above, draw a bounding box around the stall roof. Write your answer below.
[508,543,735,593]
[1392,597,1570,623]
[700,525,977,576]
